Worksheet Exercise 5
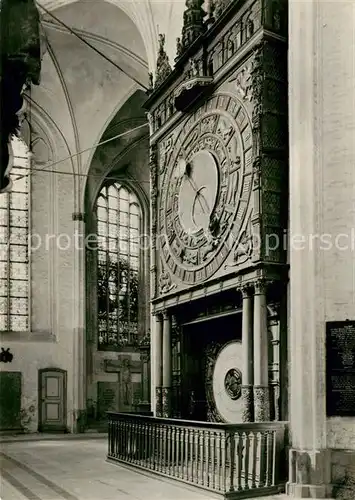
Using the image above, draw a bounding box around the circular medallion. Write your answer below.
[159,93,253,285]
[224,368,242,400]
[211,340,243,423]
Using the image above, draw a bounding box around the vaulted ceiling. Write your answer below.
[29,0,185,188]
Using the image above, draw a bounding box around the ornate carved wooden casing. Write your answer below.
[146,0,288,310]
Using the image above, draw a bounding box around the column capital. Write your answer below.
[253,278,267,295]
[162,310,170,321]
[238,284,253,298]
[153,312,163,322]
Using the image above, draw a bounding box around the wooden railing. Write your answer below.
[107,412,288,499]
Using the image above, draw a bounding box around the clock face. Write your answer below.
[159,93,253,285]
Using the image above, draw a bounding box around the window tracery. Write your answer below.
[0,137,30,332]
[96,182,142,348]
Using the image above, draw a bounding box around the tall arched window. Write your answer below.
[96,182,141,348]
[0,137,30,332]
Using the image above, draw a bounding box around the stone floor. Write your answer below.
[0,437,287,500]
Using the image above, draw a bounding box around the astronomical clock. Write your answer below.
[145,0,288,423]
[158,93,254,289]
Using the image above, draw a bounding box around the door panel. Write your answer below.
[39,369,66,432]
[0,372,22,431]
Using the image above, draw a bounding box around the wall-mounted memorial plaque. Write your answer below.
[326,321,355,417]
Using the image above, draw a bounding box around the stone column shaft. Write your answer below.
[286,1,337,497]
[253,280,270,421]
[162,311,172,417]
[72,213,86,432]
[241,287,254,422]
[154,314,163,416]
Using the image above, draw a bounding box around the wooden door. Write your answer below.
[39,369,66,432]
[0,372,22,431]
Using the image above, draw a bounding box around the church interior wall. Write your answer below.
[287,0,355,494]
[0,110,81,432]
[319,0,355,488]
[85,90,150,424]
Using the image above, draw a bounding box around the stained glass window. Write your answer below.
[96,183,141,348]
[0,137,30,332]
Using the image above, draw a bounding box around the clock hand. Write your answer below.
[186,177,210,214]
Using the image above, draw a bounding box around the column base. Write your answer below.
[161,387,172,418]
[253,385,270,422]
[286,483,334,498]
[286,448,334,498]
[155,387,162,417]
[241,385,254,422]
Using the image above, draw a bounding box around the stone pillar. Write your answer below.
[253,279,270,422]
[241,285,254,422]
[72,212,86,432]
[153,313,163,416]
[138,333,151,413]
[162,310,172,418]
[286,1,334,497]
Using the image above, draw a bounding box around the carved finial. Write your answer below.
[181,0,206,51]
[155,33,172,88]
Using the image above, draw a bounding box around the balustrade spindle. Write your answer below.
[155,425,159,471]
[111,418,115,458]
[272,431,279,485]
[169,426,176,476]
[115,419,119,457]
[176,427,181,478]
[243,431,250,490]
[151,423,156,470]
[158,425,163,472]
[205,431,210,487]
[161,425,166,472]
[163,424,168,472]
[221,431,226,491]
[115,419,119,458]
[121,420,125,459]
[108,419,112,456]
[265,430,273,487]
[167,426,172,474]
[131,421,135,462]
[251,430,257,488]
[128,420,133,462]
[138,421,143,465]
[156,423,161,469]
[184,429,189,481]
[259,431,268,487]
[215,431,221,490]
[145,422,149,463]
[126,419,130,460]
[229,431,236,492]
[189,429,194,482]
[199,430,204,485]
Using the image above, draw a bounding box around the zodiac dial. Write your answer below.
[159,93,253,286]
